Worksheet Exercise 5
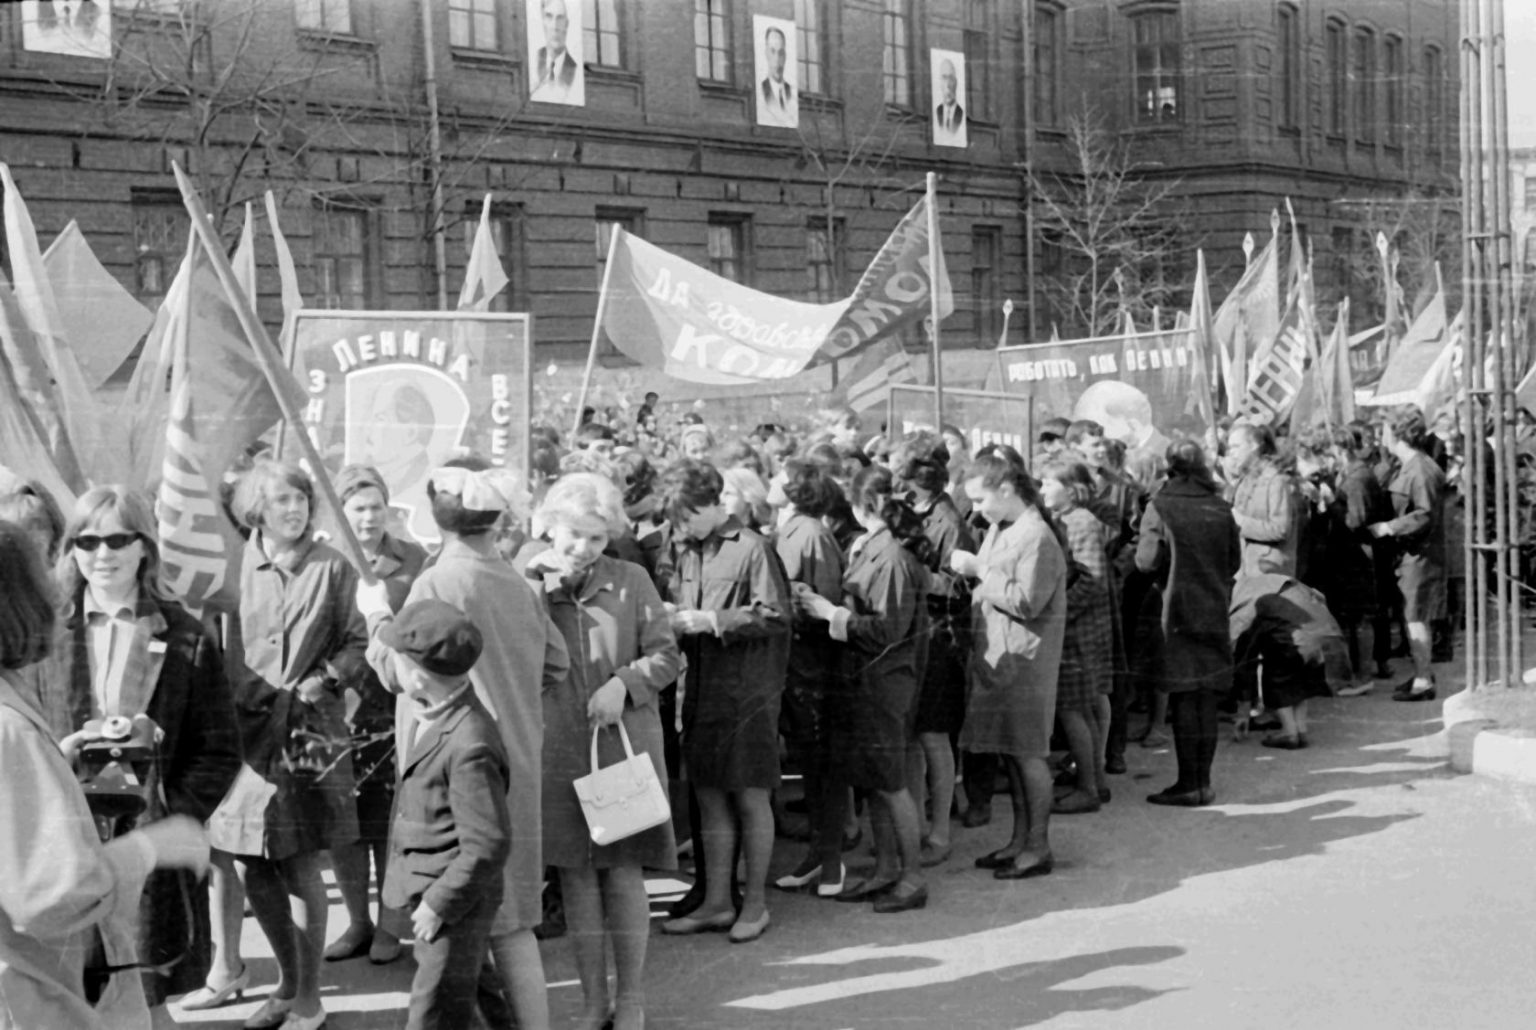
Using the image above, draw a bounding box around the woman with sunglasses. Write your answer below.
[0,518,213,1030]
[43,488,242,1029]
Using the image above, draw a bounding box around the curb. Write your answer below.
[1441,688,1536,786]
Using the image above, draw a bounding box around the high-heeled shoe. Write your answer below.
[241,996,292,1030]
[815,863,847,898]
[773,858,822,891]
[177,965,250,1011]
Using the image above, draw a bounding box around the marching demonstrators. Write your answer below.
[0,157,1475,1030]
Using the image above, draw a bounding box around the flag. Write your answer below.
[154,235,305,616]
[1366,264,1448,406]
[1214,217,1281,414]
[1184,250,1218,431]
[1,163,103,486]
[1291,299,1355,434]
[41,221,154,387]
[0,320,76,504]
[832,337,918,413]
[596,196,951,384]
[1240,288,1311,426]
[265,191,304,361]
[232,202,257,301]
[118,235,192,489]
[459,194,509,312]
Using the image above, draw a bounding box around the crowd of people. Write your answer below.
[0,393,1458,1030]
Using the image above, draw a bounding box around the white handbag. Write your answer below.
[573,722,671,846]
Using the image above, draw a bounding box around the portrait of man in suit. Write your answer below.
[931,49,968,148]
[528,0,585,106]
[21,0,111,60]
[754,15,799,129]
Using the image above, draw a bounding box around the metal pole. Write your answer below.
[1463,0,1489,689]
[927,172,945,433]
[573,224,620,441]
[420,0,450,309]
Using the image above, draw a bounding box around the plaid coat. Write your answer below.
[1056,507,1114,712]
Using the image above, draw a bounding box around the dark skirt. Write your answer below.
[682,684,782,792]
[141,867,209,1005]
[829,669,918,794]
[912,619,967,736]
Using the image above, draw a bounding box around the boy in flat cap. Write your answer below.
[376,600,511,1030]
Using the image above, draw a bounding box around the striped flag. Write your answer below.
[834,337,918,413]
[1240,290,1313,426]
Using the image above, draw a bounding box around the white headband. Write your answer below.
[430,466,521,514]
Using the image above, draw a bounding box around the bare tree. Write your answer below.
[1027,112,1188,338]
[1328,191,1462,324]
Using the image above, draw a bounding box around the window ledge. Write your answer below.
[296,30,377,55]
[801,93,843,113]
[451,47,516,70]
[1278,125,1301,137]
[587,65,640,84]
[699,80,746,98]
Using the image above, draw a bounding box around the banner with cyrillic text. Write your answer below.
[886,385,1035,459]
[287,310,532,544]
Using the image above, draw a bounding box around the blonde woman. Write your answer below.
[526,473,681,1030]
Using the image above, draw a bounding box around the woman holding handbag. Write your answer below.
[525,472,681,1030]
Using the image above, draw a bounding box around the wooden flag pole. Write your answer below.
[573,223,621,441]
[926,172,944,433]
[170,163,378,585]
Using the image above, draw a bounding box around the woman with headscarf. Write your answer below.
[361,458,569,1030]
[1135,440,1242,805]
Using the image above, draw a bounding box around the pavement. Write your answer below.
[170,653,1536,1029]
[1436,625,1536,785]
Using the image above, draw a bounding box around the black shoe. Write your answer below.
[871,882,929,913]
[993,854,1054,880]
[666,885,705,920]
[1147,786,1208,807]
[1392,683,1437,702]
[960,805,992,829]
[834,877,897,903]
[1260,733,1307,750]
[1105,754,1127,775]
[974,848,1018,870]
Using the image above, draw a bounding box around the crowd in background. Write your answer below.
[0,388,1461,1030]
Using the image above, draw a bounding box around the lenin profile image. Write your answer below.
[1074,379,1172,483]
[934,58,966,145]
[531,0,580,103]
[758,26,796,128]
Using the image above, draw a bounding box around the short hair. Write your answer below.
[848,465,930,560]
[428,455,502,536]
[336,464,390,506]
[1064,419,1105,447]
[575,422,616,448]
[1165,439,1215,486]
[721,465,768,512]
[1332,421,1377,462]
[892,432,950,495]
[57,485,170,608]
[717,438,767,478]
[614,450,657,508]
[1388,405,1431,451]
[537,472,628,537]
[765,25,785,46]
[1039,416,1072,442]
[1230,420,1278,458]
[231,459,315,534]
[779,458,842,518]
[0,520,56,669]
[643,392,659,404]
[0,479,67,562]
[657,459,724,526]
[531,442,562,483]
[1037,459,1096,507]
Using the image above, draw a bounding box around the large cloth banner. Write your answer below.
[599,198,951,384]
[288,311,532,544]
[993,327,1209,460]
[887,385,1034,458]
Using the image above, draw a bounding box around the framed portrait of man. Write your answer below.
[930,48,968,149]
[526,0,585,106]
[753,15,798,129]
[20,0,113,59]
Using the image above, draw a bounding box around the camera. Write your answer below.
[76,714,160,843]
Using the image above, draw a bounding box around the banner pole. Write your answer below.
[927,172,944,434]
[170,163,378,585]
[574,224,621,441]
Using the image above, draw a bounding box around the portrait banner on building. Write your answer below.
[753,15,798,129]
[20,0,112,59]
[931,48,968,149]
[994,327,1210,459]
[527,0,584,106]
[287,310,532,544]
[887,385,1034,459]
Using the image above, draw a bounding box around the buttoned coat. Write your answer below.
[1230,461,1300,577]
[537,555,681,869]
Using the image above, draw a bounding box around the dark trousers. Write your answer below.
[1168,691,1219,792]
[408,894,498,1030]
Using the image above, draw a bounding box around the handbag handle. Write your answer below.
[589,720,640,774]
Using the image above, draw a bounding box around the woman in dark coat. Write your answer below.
[1135,440,1242,806]
[50,486,241,1020]
[656,460,792,945]
[800,466,932,912]
[1327,424,1396,690]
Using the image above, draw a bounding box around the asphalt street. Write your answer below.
[174,673,1536,1029]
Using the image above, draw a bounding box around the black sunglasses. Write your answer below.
[72,533,143,552]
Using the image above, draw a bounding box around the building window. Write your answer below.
[972,227,1002,344]
[1525,177,1536,211]
[806,218,844,301]
[595,207,644,282]
[1424,45,1444,154]
[313,204,373,310]
[1384,35,1403,147]
[584,0,623,68]
[1326,19,1346,137]
[796,0,824,96]
[882,0,913,109]
[1034,3,1060,129]
[1131,10,1180,124]
[1277,3,1299,130]
[707,216,751,285]
[1525,231,1536,274]
[448,0,497,52]
[131,196,189,308]
[694,0,731,83]
[1351,27,1375,144]
[964,0,992,121]
[295,0,353,34]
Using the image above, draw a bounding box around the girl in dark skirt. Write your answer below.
[799,466,932,913]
